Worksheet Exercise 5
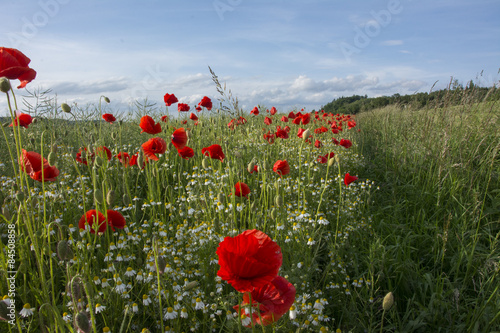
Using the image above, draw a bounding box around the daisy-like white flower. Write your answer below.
[103,327,111,333]
[194,298,204,310]
[132,303,139,313]
[124,267,136,277]
[143,294,151,306]
[20,303,35,317]
[180,307,188,319]
[101,278,110,288]
[93,276,101,285]
[240,313,251,327]
[289,305,297,320]
[164,307,177,320]
[226,310,233,320]
[95,303,106,314]
[115,281,126,293]
[62,312,72,323]
[307,237,316,246]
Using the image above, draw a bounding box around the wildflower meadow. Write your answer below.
[0,47,499,333]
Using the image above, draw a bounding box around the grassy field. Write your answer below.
[0,85,499,332]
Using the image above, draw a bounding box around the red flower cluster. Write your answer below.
[20,149,59,182]
[178,103,190,112]
[0,47,37,88]
[339,138,352,149]
[78,209,126,234]
[198,96,212,110]
[216,230,295,327]
[102,113,116,123]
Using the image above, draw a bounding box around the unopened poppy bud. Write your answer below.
[31,196,38,208]
[202,158,209,169]
[15,192,25,202]
[274,181,280,191]
[184,280,199,291]
[61,103,71,113]
[2,207,11,221]
[334,155,340,163]
[247,161,255,173]
[94,156,103,167]
[74,311,90,333]
[0,77,11,93]
[123,194,130,206]
[94,189,103,204]
[106,190,115,206]
[270,208,277,219]
[382,292,394,311]
[57,240,73,261]
[157,256,167,273]
[51,144,58,154]
[261,161,267,172]
[103,96,110,103]
[111,132,117,140]
[275,195,283,207]
[48,151,57,166]
[328,157,335,167]
[302,129,311,140]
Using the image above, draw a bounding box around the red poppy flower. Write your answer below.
[164,93,178,106]
[314,139,322,148]
[171,128,188,150]
[250,107,259,115]
[238,116,247,125]
[348,120,356,129]
[9,112,32,128]
[332,138,340,145]
[95,146,112,161]
[234,276,296,327]
[76,147,95,165]
[227,119,236,130]
[249,165,259,174]
[115,152,131,166]
[297,128,305,138]
[195,105,202,112]
[273,160,290,177]
[292,116,302,125]
[317,152,334,164]
[102,113,116,123]
[263,131,275,144]
[78,210,107,234]
[264,116,272,125]
[288,111,296,119]
[161,115,169,123]
[275,127,288,139]
[20,149,59,182]
[106,210,126,231]
[269,106,277,115]
[142,137,167,161]
[0,47,37,88]
[201,144,225,162]
[129,152,148,169]
[178,103,190,112]
[339,139,352,149]
[301,113,311,125]
[280,116,288,122]
[177,146,194,160]
[139,115,162,134]
[216,229,283,292]
[198,96,212,110]
[344,173,358,186]
[189,112,198,121]
[234,182,250,198]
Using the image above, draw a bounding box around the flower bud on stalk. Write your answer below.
[383,292,394,311]
[74,311,91,333]
[122,193,131,206]
[106,190,115,206]
[94,156,103,168]
[217,193,225,204]
[51,144,58,154]
[48,151,57,166]
[61,103,71,113]
[202,158,208,169]
[247,160,255,173]
[0,77,11,93]
[57,240,73,261]
[103,96,110,103]
[302,128,311,140]
[275,195,283,207]
[94,189,103,205]
[1,206,11,221]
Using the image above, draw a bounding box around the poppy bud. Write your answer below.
[184,280,199,291]
[15,192,25,202]
[382,292,394,311]
[74,311,91,333]
[302,129,311,140]
[31,196,38,208]
[94,156,103,167]
[94,189,104,204]
[103,96,110,103]
[61,103,71,113]
[106,190,115,206]
[0,300,9,321]
[247,161,255,173]
[48,151,57,166]
[202,158,209,169]
[111,132,117,140]
[274,181,280,191]
[270,208,277,219]
[0,77,11,93]
[2,206,11,221]
[51,144,58,154]
[157,256,167,273]
[275,195,283,207]
[57,240,73,261]
[122,193,130,206]
[261,161,267,172]
[328,157,335,167]
[137,150,144,168]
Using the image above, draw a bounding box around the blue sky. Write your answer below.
[1,0,499,115]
